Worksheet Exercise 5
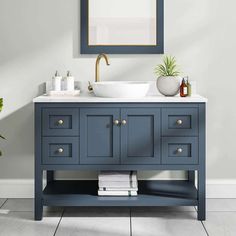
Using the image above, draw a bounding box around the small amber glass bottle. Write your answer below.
[180,78,188,97]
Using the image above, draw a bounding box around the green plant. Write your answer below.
[0,98,5,156]
[0,98,2,112]
[155,55,180,77]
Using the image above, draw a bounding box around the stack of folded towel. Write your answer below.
[98,171,138,196]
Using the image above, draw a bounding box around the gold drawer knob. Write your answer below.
[176,119,183,125]
[57,148,64,153]
[177,148,183,153]
[58,119,64,125]
[113,120,120,126]
[121,120,127,125]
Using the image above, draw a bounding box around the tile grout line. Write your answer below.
[53,209,64,236]
[130,208,132,236]
[201,221,209,236]
[0,199,8,208]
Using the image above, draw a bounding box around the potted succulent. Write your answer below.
[155,55,181,96]
[0,98,5,156]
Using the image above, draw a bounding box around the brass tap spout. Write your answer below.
[95,53,110,82]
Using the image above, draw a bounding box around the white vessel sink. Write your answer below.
[92,81,150,98]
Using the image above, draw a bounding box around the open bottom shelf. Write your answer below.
[43,180,197,207]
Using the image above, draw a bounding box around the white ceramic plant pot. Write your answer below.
[156,76,181,96]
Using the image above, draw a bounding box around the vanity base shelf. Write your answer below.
[43,180,197,207]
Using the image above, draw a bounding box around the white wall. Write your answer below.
[0,0,236,196]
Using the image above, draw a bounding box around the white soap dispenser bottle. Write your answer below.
[53,71,62,91]
[65,71,75,91]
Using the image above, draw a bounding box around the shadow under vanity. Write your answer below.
[34,95,206,221]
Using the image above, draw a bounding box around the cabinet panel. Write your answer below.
[162,108,198,136]
[42,137,79,164]
[162,137,198,164]
[121,108,161,164]
[42,108,79,136]
[80,108,120,164]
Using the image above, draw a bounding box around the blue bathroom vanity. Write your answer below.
[33,94,207,221]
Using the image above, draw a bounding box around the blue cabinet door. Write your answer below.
[121,108,161,164]
[80,108,120,164]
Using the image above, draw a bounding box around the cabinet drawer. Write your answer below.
[162,137,198,164]
[162,108,198,136]
[42,108,79,136]
[42,137,79,164]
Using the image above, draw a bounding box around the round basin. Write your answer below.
[92,81,150,98]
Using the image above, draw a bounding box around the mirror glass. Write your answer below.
[88,0,157,46]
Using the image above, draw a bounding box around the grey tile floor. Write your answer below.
[0,199,236,236]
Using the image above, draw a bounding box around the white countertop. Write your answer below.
[33,93,207,103]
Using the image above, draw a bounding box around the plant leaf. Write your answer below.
[154,55,180,77]
[0,98,3,112]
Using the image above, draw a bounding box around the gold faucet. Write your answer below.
[88,53,110,92]
[95,53,110,82]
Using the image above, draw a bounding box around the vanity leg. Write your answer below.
[35,104,43,220]
[197,103,206,221]
[197,168,206,221]
[188,171,195,184]
[35,168,43,221]
[47,171,54,183]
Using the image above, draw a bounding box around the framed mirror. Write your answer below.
[81,0,164,54]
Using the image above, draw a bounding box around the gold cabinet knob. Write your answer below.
[113,120,120,126]
[58,119,64,125]
[176,119,183,125]
[58,148,64,153]
[177,148,183,153]
[121,120,127,125]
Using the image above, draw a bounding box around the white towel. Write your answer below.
[98,190,137,196]
[98,180,138,188]
[99,187,138,191]
[99,171,137,182]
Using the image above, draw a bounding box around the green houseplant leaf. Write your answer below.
[155,56,180,77]
[0,98,3,112]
